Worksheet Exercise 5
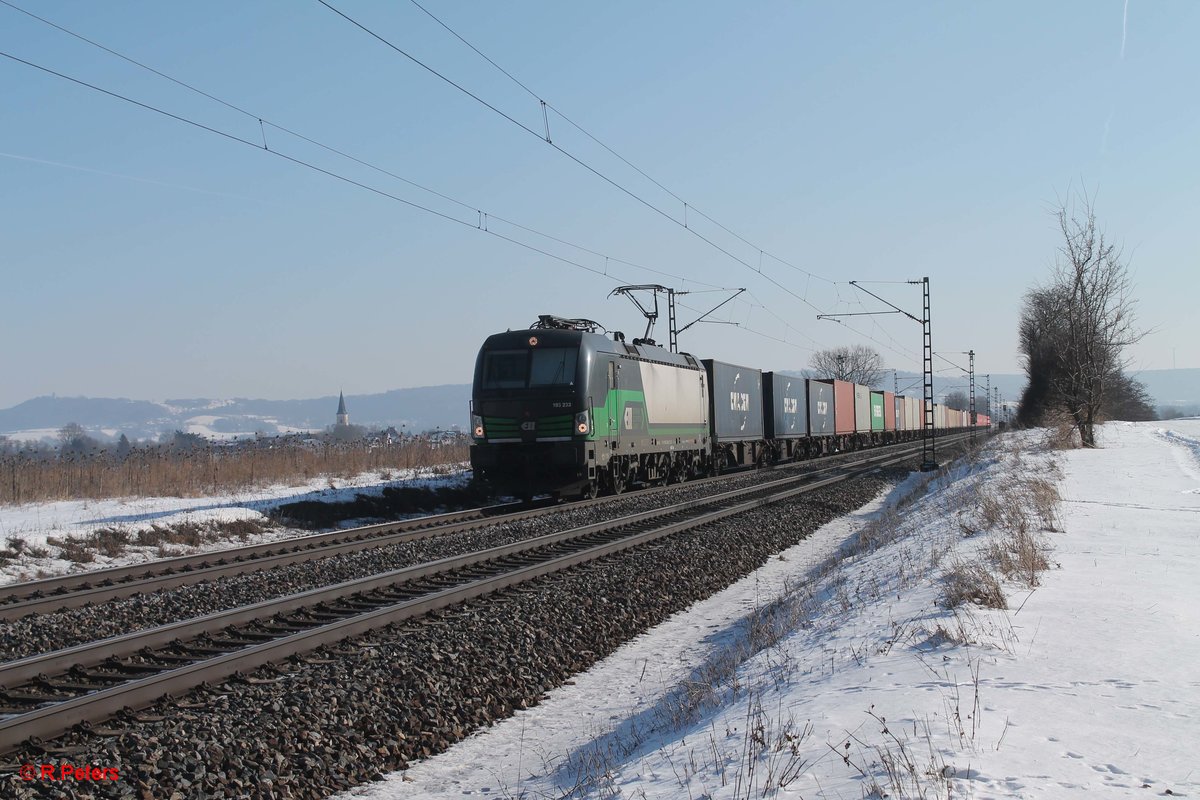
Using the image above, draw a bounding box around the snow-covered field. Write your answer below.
[0,465,469,585]
[339,420,1200,799]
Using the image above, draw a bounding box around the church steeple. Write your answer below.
[336,391,349,427]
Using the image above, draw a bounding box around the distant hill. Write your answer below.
[1129,368,1200,408]
[962,368,1200,413]
[0,385,472,443]
[2,368,1196,444]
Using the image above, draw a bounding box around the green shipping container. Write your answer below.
[869,391,885,431]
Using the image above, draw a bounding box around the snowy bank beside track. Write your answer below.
[0,465,469,585]
[345,422,1200,800]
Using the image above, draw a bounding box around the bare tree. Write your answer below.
[1018,193,1144,446]
[1105,372,1157,421]
[943,390,970,412]
[807,345,884,386]
[58,422,85,446]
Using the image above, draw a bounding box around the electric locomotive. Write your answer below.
[469,315,710,499]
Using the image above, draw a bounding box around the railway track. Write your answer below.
[0,435,971,754]
[0,435,963,619]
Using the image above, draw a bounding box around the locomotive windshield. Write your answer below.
[482,348,577,389]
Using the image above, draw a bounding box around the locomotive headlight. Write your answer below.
[472,414,485,439]
[575,410,591,435]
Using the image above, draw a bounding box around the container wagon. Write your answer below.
[702,359,764,468]
[763,372,810,460]
[854,384,871,438]
[806,378,836,453]
[869,390,886,444]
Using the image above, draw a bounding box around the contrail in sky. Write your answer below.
[1121,0,1129,59]
[0,151,264,202]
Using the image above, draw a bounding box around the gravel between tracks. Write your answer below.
[0,459,849,663]
[4,457,925,800]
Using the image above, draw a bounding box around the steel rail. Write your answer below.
[0,439,952,687]
[0,502,532,616]
[0,437,972,754]
[0,435,956,619]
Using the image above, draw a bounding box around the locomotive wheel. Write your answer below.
[611,468,626,495]
[580,480,599,500]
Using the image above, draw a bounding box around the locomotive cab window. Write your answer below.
[482,348,577,389]
[529,348,577,386]
[482,350,527,389]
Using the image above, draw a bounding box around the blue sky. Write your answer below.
[2,0,1197,409]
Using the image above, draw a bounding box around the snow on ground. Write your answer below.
[0,465,470,586]
[338,420,1200,799]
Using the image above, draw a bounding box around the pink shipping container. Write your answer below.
[833,380,855,434]
[883,391,896,431]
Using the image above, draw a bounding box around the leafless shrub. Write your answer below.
[920,617,976,648]
[134,521,207,549]
[941,560,1007,609]
[36,518,278,565]
[85,526,131,558]
[1046,413,1081,450]
[46,535,95,564]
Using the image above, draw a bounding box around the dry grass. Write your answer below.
[849,508,903,553]
[985,528,1051,586]
[944,438,1062,606]
[45,518,277,564]
[1027,476,1062,531]
[941,560,1008,609]
[1045,413,1081,450]
[0,436,468,505]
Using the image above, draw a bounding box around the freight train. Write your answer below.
[469,316,988,499]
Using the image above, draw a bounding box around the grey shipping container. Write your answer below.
[806,379,835,436]
[702,360,764,441]
[763,372,807,439]
[854,384,871,433]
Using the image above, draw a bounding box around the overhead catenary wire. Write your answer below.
[316,0,860,306]
[0,49,634,287]
[0,0,841,357]
[0,3,740,295]
[3,2,913,365]
[401,0,839,291]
